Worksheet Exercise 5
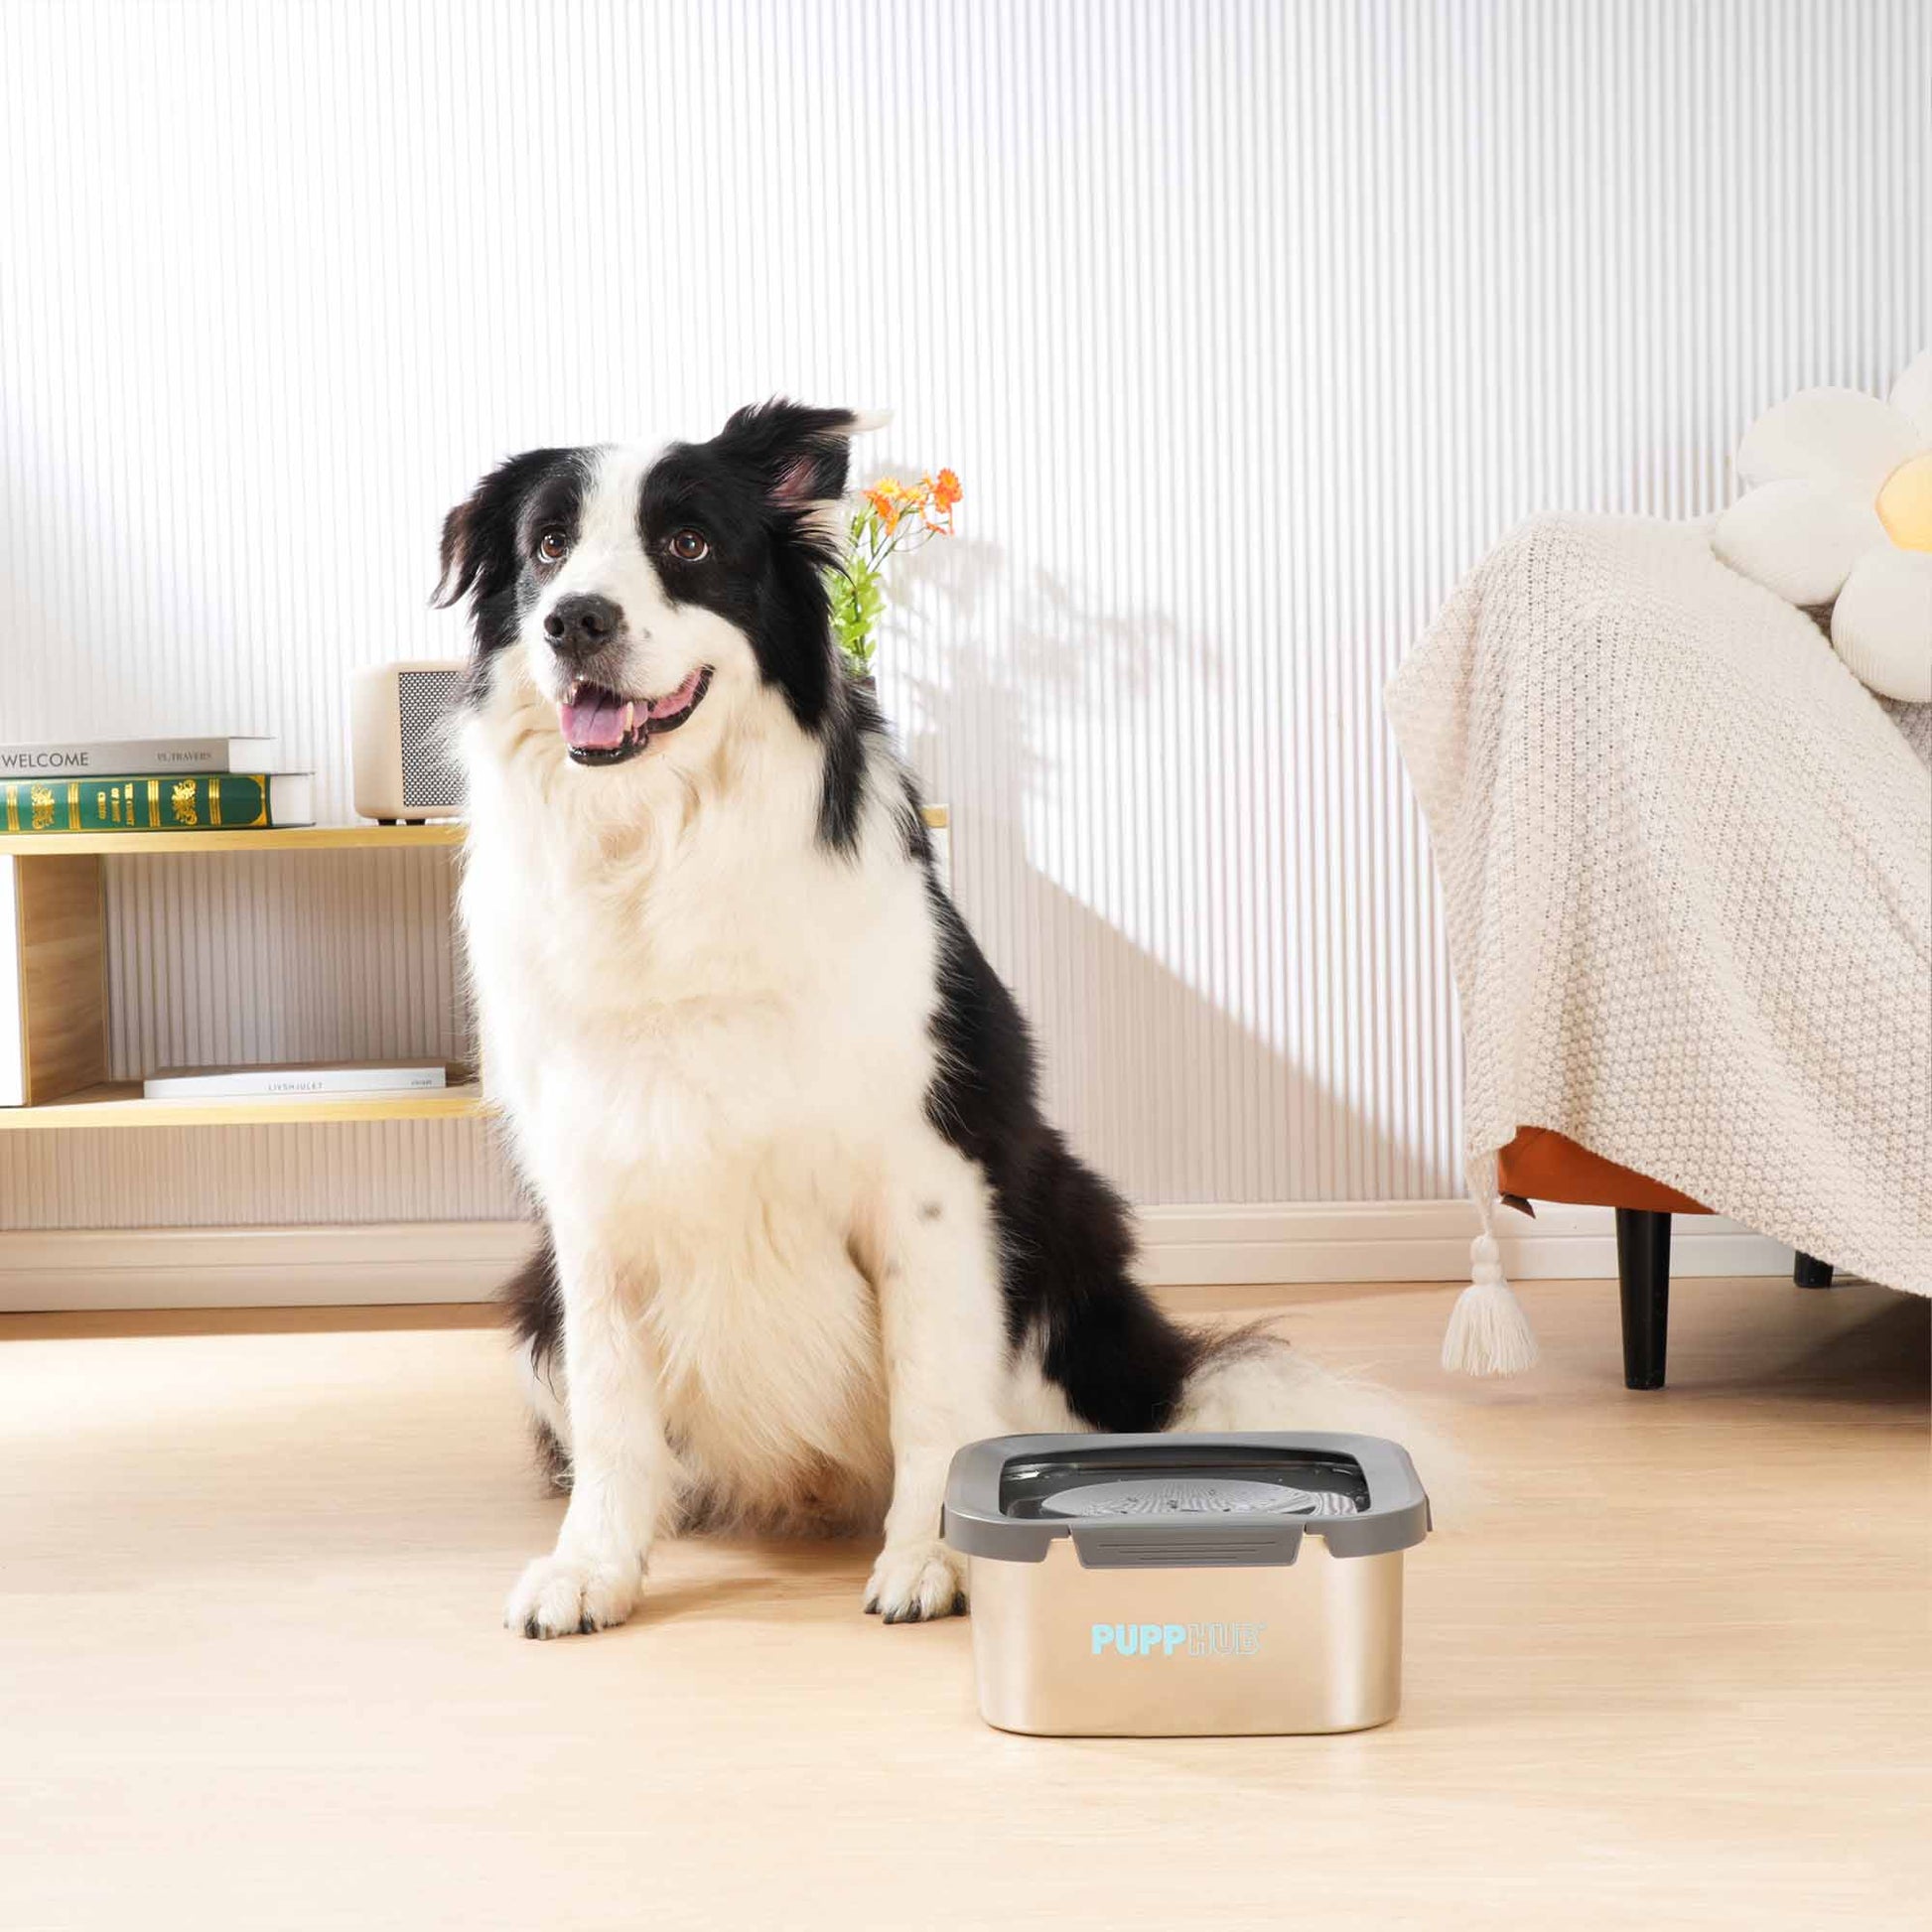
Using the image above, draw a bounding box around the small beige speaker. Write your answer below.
[351,660,467,823]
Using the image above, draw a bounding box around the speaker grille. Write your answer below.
[397,668,463,807]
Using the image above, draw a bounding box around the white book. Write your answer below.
[141,1059,448,1100]
[253,772,316,828]
[0,735,281,776]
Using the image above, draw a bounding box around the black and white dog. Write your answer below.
[439,401,1355,1637]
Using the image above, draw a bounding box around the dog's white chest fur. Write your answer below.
[461,696,940,1522]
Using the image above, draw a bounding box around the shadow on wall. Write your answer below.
[883,538,1405,1206]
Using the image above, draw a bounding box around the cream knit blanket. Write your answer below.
[1388,515,1932,1373]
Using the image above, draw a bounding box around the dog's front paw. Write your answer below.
[865,1538,967,1624]
[504,1551,643,1639]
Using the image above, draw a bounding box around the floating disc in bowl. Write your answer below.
[1037,1475,1360,1519]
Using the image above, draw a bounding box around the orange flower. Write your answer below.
[865,483,902,533]
[862,469,958,540]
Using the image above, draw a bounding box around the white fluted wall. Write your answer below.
[1,0,1925,1228]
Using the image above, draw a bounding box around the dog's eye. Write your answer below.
[535,528,570,565]
[668,529,709,562]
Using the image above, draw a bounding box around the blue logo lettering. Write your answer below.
[1088,1620,1267,1660]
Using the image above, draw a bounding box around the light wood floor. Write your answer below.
[2,1277,1926,1931]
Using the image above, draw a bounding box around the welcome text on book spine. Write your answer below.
[0,736,277,773]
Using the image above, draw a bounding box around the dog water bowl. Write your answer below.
[941,1433,1430,1736]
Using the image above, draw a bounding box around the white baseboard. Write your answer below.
[1132,1201,1795,1289]
[0,1221,536,1311]
[0,1202,1801,1312]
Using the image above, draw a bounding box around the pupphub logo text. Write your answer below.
[1090,1621,1266,1659]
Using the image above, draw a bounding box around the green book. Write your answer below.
[1,771,315,834]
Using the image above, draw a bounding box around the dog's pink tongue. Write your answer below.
[560,689,627,752]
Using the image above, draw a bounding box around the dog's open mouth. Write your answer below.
[558,668,713,766]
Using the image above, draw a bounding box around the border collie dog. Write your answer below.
[440,401,1336,1637]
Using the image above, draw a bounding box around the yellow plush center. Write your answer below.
[1875,452,1932,552]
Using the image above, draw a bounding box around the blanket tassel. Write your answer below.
[1441,1234,1540,1376]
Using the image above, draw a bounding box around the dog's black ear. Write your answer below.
[715,400,889,513]
[432,494,485,610]
[433,449,575,611]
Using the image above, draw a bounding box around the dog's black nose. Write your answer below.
[544,593,622,657]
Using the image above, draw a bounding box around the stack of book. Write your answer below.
[0,733,315,834]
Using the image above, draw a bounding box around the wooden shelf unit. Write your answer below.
[0,824,465,858]
[1,823,472,1130]
[1,809,948,1130]
[0,811,943,858]
[0,1076,487,1132]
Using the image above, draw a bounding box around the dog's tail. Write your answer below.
[1171,1321,1471,1517]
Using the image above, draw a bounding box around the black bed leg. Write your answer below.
[1614,1208,1671,1391]
[1793,1252,1835,1289]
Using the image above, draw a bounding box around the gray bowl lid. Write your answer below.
[941,1432,1431,1569]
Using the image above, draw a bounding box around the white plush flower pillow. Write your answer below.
[1713,350,1932,703]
